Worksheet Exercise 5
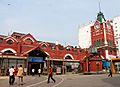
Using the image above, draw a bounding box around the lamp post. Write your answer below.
[88,58,90,72]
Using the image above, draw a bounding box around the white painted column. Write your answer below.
[105,50,109,60]
[103,23,108,46]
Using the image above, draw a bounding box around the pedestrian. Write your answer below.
[9,66,15,85]
[38,68,41,77]
[32,68,35,76]
[17,65,24,85]
[108,67,112,77]
[47,65,56,83]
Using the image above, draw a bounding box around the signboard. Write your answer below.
[56,67,61,74]
[28,57,44,62]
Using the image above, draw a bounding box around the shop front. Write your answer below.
[0,55,27,76]
[46,59,80,74]
[26,47,48,75]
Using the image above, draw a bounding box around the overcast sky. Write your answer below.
[0,0,120,46]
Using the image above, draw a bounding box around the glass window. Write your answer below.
[9,59,16,67]
[17,59,25,67]
[102,39,104,45]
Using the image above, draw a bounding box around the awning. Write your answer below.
[0,55,27,59]
[46,58,80,62]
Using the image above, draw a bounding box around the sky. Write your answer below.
[0,0,120,46]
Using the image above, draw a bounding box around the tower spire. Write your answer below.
[99,0,101,12]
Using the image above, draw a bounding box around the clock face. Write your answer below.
[95,24,99,29]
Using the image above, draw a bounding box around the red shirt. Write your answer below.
[49,66,53,75]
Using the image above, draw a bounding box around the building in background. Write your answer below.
[79,22,94,48]
[79,11,117,70]
[110,16,120,73]
[110,16,120,57]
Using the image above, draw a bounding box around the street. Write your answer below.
[0,74,120,87]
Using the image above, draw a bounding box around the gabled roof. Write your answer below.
[21,33,37,42]
[4,36,18,42]
[0,35,7,38]
[22,46,39,56]
[22,45,48,57]
[12,32,26,36]
[11,32,26,40]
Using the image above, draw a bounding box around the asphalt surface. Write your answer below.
[0,74,120,87]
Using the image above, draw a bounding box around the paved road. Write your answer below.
[0,74,120,87]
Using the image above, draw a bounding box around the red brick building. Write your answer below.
[0,31,103,75]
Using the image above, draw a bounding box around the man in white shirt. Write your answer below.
[9,66,15,85]
[38,68,41,77]
[32,68,35,76]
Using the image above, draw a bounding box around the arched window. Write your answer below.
[0,38,3,43]
[65,56,72,59]
[3,50,15,55]
[97,40,100,46]
[41,44,47,49]
[102,39,104,45]
[7,40,13,45]
[24,38,33,45]
[66,47,71,51]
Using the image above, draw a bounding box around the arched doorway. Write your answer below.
[0,50,15,76]
[27,47,48,75]
[64,54,80,73]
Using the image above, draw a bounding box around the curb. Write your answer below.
[0,76,9,80]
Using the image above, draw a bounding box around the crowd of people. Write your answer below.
[8,65,56,86]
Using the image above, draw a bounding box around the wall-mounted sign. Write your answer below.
[28,57,44,62]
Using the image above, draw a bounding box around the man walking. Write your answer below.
[9,66,15,85]
[108,67,112,77]
[38,68,41,77]
[17,65,24,85]
[47,65,56,83]
[32,68,35,76]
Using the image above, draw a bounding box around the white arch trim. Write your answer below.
[64,54,74,60]
[41,43,48,47]
[44,52,50,56]
[44,51,50,59]
[100,55,105,59]
[6,38,15,42]
[5,36,18,42]
[23,37,35,42]
[1,48,17,54]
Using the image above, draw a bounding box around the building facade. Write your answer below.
[0,31,103,76]
[110,16,120,57]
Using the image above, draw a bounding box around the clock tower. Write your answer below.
[91,11,117,62]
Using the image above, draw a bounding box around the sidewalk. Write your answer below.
[0,76,9,80]
[0,75,47,80]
